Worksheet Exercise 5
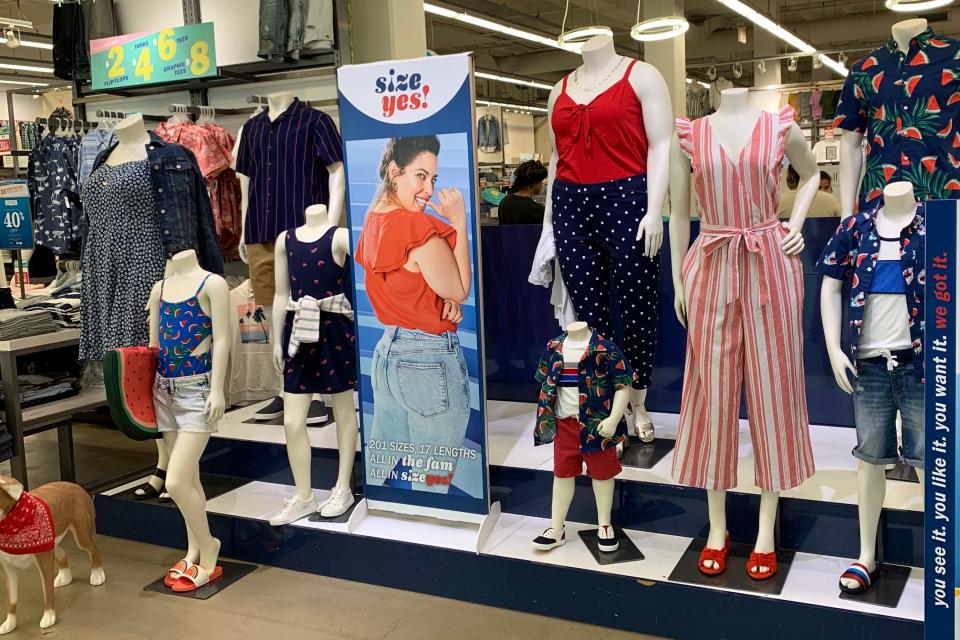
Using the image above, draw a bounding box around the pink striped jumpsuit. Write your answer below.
[672,105,815,492]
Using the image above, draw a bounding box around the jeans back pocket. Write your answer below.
[396,360,449,418]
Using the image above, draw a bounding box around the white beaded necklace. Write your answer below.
[572,57,627,93]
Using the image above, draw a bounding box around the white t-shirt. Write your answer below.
[859,224,911,358]
[556,333,590,419]
[227,280,282,404]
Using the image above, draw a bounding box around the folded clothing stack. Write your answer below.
[1,373,80,409]
[21,298,80,329]
[0,308,57,340]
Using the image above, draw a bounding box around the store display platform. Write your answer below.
[94,399,924,639]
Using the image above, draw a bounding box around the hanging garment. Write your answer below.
[227,280,281,405]
[282,227,357,395]
[672,106,815,492]
[477,114,502,152]
[28,135,82,255]
[77,127,118,185]
[79,160,166,361]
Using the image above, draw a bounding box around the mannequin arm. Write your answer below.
[781,123,818,255]
[541,84,561,230]
[598,387,630,438]
[147,282,161,348]
[839,130,864,218]
[332,227,350,266]
[233,124,250,263]
[203,275,231,422]
[668,133,692,328]
[272,234,291,372]
[820,277,855,394]
[326,161,346,226]
[633,63,672,257]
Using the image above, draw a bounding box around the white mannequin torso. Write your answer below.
[267,90,295,122]
[705,89,763,160]
[107,114,150,165]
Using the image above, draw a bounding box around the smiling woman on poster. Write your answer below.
[355,135,473,493]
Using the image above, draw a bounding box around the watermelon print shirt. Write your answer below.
[815,203,925,382]
[534,330,638,454]
[833,28,960,212]
[158,275,214,377]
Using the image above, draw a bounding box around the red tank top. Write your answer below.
[551,59,648,184]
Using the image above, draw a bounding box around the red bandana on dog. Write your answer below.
[0,492,55,555]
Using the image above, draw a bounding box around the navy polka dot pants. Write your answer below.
[552,174,659,388]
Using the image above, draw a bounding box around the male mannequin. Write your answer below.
[534,34,672,442]
[147,249,229,590]
[670,88,819,577]
[820,181,925,594]
[268,204,358,525]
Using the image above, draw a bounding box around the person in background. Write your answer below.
[498,160,548,225]
[819,170,834,193]
[779,165,841,218]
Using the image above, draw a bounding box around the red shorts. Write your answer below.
[553,416,622,481]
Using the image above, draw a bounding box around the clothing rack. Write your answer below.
[168,103,251,117]
[35,116,95,132]
[246,95,337,109]
[93,110,168,123]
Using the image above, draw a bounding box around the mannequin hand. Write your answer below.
[204,389,225,424]
[673,289,687,328]
[780,223,805,256]
[273,344,284,374]
[598,416,618,439]
[827,347,856,395]
[238,241,248,264]
[441,299,463,324]
[636,214,664,258]
[427,188,467,227]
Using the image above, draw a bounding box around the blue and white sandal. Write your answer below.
[839,562,879,595]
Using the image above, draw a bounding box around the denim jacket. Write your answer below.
[477,114,501,152]
[534,330,637,453]
[92,132,224,273]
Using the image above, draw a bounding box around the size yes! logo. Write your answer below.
[375,68,431,118]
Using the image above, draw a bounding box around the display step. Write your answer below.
[94,478,922,640]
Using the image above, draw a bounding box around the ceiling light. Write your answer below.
[756,60,767,74]
[812,55,823,70]
[631,16,690,42]
[787,57,798,72]
[475,71,553,91]
[425,3,581,52]
[714,0,847,77]
[477,99,548,114]
[0,62,52,73]
[886,0,954,11]
[558,26,612,46]
[3,28,19,49]
[732,63,743,78]
[0,79,47,86]
[707,65,718,80]
[0,38,52,50]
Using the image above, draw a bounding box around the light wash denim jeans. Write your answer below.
[853,352,924,469]
[366,327,470,493]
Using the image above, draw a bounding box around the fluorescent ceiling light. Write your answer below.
[714,0,847,77]
[686,77,710,88]
[631,17,690,42]
[475,71,553,91]
[0,38,53,50]
[477,99,548,114]
[0,62,52,73]
[425,3,581,52]
[886,0,954,11]
[559,26,612,45]
[0,79,47,86]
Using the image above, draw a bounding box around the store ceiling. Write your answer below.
[428,0,960,103]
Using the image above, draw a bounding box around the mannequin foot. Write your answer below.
[133,468,166,500]
[532,527,566,551]
[699,531,729,575]
[840,558,879,594]
[627,406,654,443]
[597,525,619,553]
[747,550,778,580]
[268,494,318,526]
[319,485,354,518]
[200,537,221,573]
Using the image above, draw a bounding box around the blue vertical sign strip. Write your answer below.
[925,199,957,639]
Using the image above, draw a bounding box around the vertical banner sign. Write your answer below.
[337,54,489,518]
[0,181,32,250]
[90,23,217,91]
[925,200,957,639]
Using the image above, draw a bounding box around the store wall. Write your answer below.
[502,111,535,165]
[533,116,550,160]
[114,0,184,32]
[201,0,261,66]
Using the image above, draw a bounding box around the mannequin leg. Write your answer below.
[703,490,727,571]
[282,393,315,502]
[135,439,170,497]
[840,461,886,589]
[592,478,615,528]
[329,390,358,490]
[164,431,219,572]
[750,490,780,576]
[628,388,654,439]
[551,477,576,534]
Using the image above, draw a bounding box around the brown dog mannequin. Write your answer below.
[0,476,104,633]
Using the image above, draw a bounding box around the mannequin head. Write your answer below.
[376,136,441,212]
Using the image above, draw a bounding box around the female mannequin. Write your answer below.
[670,89,819,579]
[533,34,672,442]
[147,249,229,591]
[268,204,358,525]
[820,181,925,594]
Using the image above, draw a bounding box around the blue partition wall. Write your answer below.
[480,219,855,428]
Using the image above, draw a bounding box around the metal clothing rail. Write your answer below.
[246,95,338,109]
[35,115,95,131]
[93,109,168,122]
[168,103,252,116]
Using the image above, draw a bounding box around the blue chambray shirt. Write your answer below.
[816,204,925,381]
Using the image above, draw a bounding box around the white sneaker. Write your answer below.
[531,527,566,551]
[597,525,619,553]
[268,494,318,526]
[319,485,355,518]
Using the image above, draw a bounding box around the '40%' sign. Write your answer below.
[91,23,218,91]
[0,181,32,250]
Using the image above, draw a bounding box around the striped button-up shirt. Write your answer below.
[235,99,343,244]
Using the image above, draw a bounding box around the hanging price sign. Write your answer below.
[90,23,218,91]
[0,181,32,250]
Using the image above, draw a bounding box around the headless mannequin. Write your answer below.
[546,321,629,538]
[148,250,230,577]
[839,19,928,217]
[541,34,673,439]
[271,204,358,517]
[669,88,819,575]
[822,181,925,588]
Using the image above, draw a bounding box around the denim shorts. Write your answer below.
[154,372,218,434]
[366,327,471,493]
[852,353,923,469]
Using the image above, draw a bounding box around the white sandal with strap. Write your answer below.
[172,564,224,592]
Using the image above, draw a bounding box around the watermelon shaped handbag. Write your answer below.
[103,347,161,440]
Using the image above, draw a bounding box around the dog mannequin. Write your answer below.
[0,476,104,634]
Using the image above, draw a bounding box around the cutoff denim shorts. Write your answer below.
[154,372,219,434]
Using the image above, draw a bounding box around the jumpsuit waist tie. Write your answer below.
[700,218,781,306]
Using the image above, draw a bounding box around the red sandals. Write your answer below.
[698,533,730,576]
[747,551,778,581]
